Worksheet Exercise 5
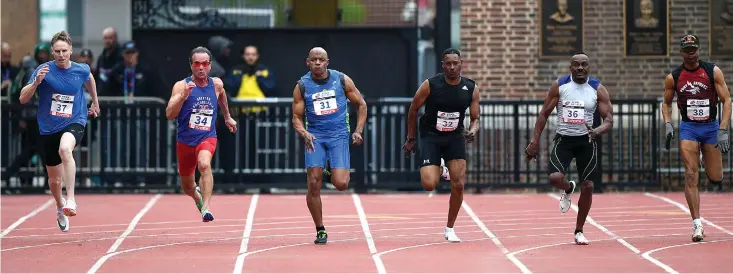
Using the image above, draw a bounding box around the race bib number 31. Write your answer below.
[312,90,338,115]
[436,111,460,132]
[687,99,710,121]
[50,93,74,118]
[189,108,214,131]
[562,100,585,124]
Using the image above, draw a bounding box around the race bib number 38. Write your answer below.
[687,99,710,121]
[50,93,74,118]
[189,108,214,131]
[312,90,338,115]
[436,111,460,132]
[562,100,585,124]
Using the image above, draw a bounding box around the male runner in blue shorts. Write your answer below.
[166,46,237,222]
[19,31,100,232]
[662,35,730,242]
[292,47,367,244]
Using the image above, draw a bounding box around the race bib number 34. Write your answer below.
[312,90,338,116]
[50,93,74,118]
[562,100,585,124]
[189,108,214,131]
[436,111,460,132]
[687,99,710,121]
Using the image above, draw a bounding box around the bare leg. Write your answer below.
[446,159,466,228]
[58,133,77,216]
[419,165,441,191]
[306,167,324,227]
[329,168,350,191]
[46,165,65,208]
[180,175,201,208]
[197,150,214,211]
[575,180,594,231]
[680,140,701,220]
[701,143,723,190]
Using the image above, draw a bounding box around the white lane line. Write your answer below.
[0,199,54,238]
[352,193,387,274]
[232,193,259,274]
[644,192,733,236]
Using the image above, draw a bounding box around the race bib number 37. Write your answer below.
[436,111,460,132]
[687,99,710,121]
[50,93,74,118]
[189,108,214,131]
[562,100,585,124]
[312,90,338,116]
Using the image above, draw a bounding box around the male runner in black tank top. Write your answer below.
[661,34,731,242]
[402,48,480,242]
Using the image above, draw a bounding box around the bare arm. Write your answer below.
[292,82,308,137]
[713,67,731,130]
[530,81,560,143]
[165,81,186,120]
[662,74,675,123]
[594,84,614,135]
[85,72,99,103]
[407,80,431,138]
[343,74,367,135]
[213,77,233,120]
[19,83,38,104]
[468,86,480,133]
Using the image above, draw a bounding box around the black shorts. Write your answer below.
[39,123,85,166]
[419,133,466,167]
[548,134,600,183]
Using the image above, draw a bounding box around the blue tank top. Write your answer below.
[176,77,218,146]
[300,69,350,139]
[30,61,91,135]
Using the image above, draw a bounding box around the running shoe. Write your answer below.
[62,198,77,217]
[201,206,215,222]
[440,165,450,181]
[559,181,576,213]
[444,227,461,242]
[314,230,328,244]
[574,231,589,245]
[692,223,705,242]
[57,198,69,232]
[195,186,204,211]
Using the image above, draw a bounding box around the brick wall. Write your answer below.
[461,0,733,99]
[1,0,39,64]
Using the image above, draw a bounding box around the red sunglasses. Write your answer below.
[191,61,211,68]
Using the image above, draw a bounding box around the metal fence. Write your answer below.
[2,97,730,193]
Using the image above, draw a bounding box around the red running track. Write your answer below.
[1,192,731,273]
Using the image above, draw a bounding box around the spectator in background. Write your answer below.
[96,27,123,95]
[207,35,234,78]
[107,41,161,99]
[2,42,20,97]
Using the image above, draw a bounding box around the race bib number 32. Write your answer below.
[50,93,74,118]
[562,100,585,124]
[312,90,338,116]
[687,99,710,121]
[436,111,460,132]
[189,108,214,131]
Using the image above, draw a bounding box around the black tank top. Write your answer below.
[673,61,717,123]
[419,73,475,136]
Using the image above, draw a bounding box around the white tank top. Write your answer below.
[555,75,600,136]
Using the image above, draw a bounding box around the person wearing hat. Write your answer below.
[661,34,731,242]
[106,41,160,99]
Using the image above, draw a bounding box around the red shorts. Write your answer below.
[176,137,217,176]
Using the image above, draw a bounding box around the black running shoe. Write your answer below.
[314,230,328,244]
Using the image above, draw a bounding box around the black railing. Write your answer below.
[2,97,730,193]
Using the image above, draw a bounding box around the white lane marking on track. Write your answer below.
[462,201,532,274]
[644,192,733,236]
[0,199,54,238]
[86,194,161,274]
[352,193,387,274]
[640,239,733,274]
[232,193,259,274]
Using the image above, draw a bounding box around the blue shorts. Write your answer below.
[679,120,719,145]
[305,137,350,169]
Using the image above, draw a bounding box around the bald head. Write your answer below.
[571,53,588,63]
[569,53,590,83]
[306,47,329,79]
[102,27,118,49]
[308,47,328,59]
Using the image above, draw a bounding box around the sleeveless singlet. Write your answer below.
[555,75,600,136]
[419,73,475,136]
[300,69,350,139]
[673,62,717,123]
[176,76,218,146]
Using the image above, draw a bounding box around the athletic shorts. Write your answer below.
[419,133,466,167]
[548,134,600,183]
[305,137,350,169]
[39,123,85,166]
[680,120,719,145]
[176,137,217,176]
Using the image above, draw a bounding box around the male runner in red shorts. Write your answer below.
[166,46,237,222]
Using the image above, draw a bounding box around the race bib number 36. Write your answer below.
[50,93,74,118]
[562,100,585,124]
[312,90,338,116]
[687,99,710,121]
[436,111,460,132]
[189,108,214,131]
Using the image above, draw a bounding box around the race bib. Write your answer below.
[189,108,214,131]
[562,100,585,124]
[436,111,460,132]
[687,99,710,121]
[312,90,338,115]
[50,93,74,118]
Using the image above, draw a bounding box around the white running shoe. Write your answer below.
[62,199,77,217]
[440,165,450,181]
[574,231,589,245]
[57,199,69,232]
[444,227,461,242]
[692,224,705,242]
[559,181,576,213]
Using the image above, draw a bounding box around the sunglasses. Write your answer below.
[191,61,211,68]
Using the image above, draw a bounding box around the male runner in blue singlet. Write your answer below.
[19,31,100,232]
[166,46,237,222]
[292,47,367,244]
